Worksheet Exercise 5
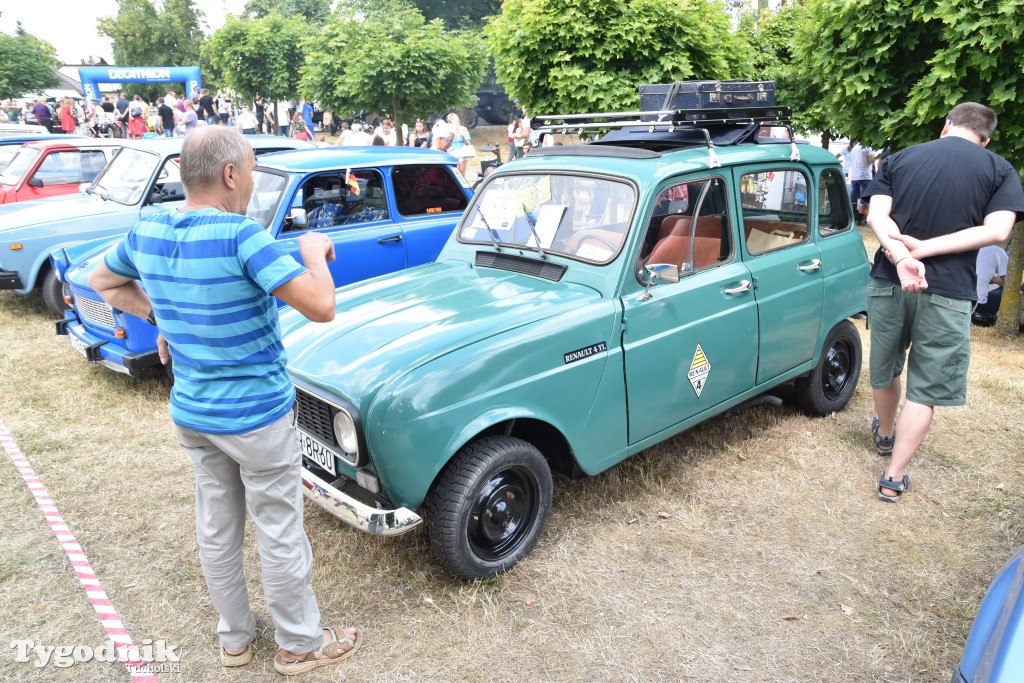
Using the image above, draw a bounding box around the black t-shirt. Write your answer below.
[865,135,1024,300]
[158,104,175,129]
[198,95,214,119]
[101,101,115,113]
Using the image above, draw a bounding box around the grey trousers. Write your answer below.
[175,414,322,653]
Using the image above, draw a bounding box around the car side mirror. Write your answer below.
[148,188,163,204]
[288,208,307,228]
[27,177,43,188]
[638,263,679,301]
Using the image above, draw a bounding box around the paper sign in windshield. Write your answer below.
[525,204,565,249]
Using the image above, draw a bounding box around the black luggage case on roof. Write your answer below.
[639,80,775,111]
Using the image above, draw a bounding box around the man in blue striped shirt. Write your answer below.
[89,126,363,675]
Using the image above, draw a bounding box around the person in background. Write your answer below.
[373,118,398,146]
[300,98,314,134]
[847,139,875,225]
[446,112,473,176]
[972,244,1009,325]
[199,88,216,125]
[116,91,130,128]
[88,125,363,676]
[157,97,175,138]
[101,97,115,114]
[181,98,200,135]
[863,102,1024,503]
[291,112,309,141]
[217,91,231,125]
[333,121,352,146]
[512,110,531,159]
[59,98,76,135]
[32,98,52,133]
[406,119,431,148]
[254,96,266,133]
[235,105,259,135]
[276,99,291,137]
[127,95,147,139]
[347,122,373,145]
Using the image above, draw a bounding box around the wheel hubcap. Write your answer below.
[468,466,538,561]
[822,338,853,400]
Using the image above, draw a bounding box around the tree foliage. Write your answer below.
[408,0,502,29]
[485,0,744,116]
[796,0,1024,333]
[301,4,485,122]
[97,0,207,101]
[0,22,61,101]
[203,12,307,128]
[243,0,332,24]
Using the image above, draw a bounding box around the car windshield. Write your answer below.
[0,146,26,173]
[0,147,41,186]
[247,169,287,228]
[91,147,160,205]
[459,173,636,264]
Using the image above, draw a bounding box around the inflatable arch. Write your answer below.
[77,66,202,101]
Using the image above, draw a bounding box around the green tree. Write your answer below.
[98,0,207,101]
[203,13,307,132]
[408,0,502,29]
[736,5,836,146]
[797,0,1024,334]
[243,0,332,24]
[485,0,745,115]
[301,4,485,123]
[0,22,60,101]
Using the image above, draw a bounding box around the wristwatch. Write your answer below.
[146,309,157,326]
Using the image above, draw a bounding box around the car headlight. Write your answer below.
[332,409,358,453]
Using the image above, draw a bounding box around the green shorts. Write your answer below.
[867,278,972,406]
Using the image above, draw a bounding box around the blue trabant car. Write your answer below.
[278,106,871,578]
[1,136,313,315]
[52,147,472,375]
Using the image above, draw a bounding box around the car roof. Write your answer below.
[110,134,315,155]
[256,146,457,172]
[22,137,125,151]
[0,135,62,146]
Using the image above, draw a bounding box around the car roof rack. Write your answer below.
[532,105,799,166]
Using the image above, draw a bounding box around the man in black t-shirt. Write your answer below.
[198,88,216,125]
[863,102,1024,502]
[157,97,176,138]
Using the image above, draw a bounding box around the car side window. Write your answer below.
[392,164,468,216]
[739,169,809,255]
[34,151,106,185]
[298,169,389,232]
[817,168,853,236]
[151,156,184,202]
[637,176,732,280]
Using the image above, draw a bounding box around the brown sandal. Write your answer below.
[220,641,254,667]
[273,625,362,676]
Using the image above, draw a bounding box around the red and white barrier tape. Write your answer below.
[0,416,160,682]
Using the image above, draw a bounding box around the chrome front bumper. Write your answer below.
[301,467,422,537]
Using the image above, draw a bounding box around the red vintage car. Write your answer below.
[0,138,124,204]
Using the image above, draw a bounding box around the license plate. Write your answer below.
[297,429,336,476]
[68,333,90,358]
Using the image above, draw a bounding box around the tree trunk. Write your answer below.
[821,130,832,149]
[996,220,1023,335]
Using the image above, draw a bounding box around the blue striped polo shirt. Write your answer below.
[105,208,307,434]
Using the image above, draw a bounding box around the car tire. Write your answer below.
[424,435,552,579]
[794,319,861,416]
[40,268,69,316]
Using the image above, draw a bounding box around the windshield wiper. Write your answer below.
[475,208,502,252]
[521,203,546,259]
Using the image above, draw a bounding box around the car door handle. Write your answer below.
[723,280,751,295]
[798,259,822,272]
[377,234,403,243]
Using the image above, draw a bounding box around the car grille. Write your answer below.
[294,387,335,444]
[76,294,116,328]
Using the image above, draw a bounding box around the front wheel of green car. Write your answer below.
[424,435,552,579]
[794,319,862,416]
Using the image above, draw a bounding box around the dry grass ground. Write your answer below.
[1,230,1023,682]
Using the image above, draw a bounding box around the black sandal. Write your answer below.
[878,472,910,503]
[872,417,895,456]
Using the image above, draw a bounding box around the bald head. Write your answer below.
[180,126,253,196]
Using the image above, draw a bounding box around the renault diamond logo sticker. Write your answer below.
[688,343,711,397]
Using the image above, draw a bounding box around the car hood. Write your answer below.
[283,258,603,407]
[59,235,121,288]
[0,192,125,233]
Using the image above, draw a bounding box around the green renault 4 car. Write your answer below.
[281,105,870,578]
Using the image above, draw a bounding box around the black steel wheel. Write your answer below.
[40,268,69,316]
[424,436,552,579]
[794,319,862,415]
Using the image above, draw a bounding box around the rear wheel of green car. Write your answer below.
[794,319,862,416]
[424,436,552,579]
